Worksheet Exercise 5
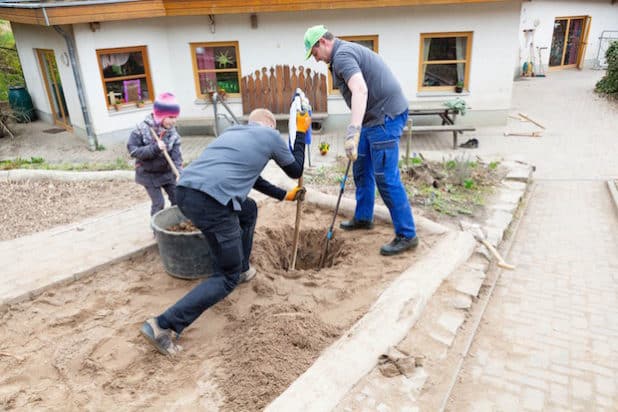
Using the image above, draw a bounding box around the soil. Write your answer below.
[0,200,441,411]
[0,180,148,241]
[167,220,199,233]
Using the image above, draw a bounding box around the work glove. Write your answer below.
[296,111,311,133]
[285,186,306,201]
[344,124,361,161]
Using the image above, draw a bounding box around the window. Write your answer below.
[191,42,241,98]
[329,35,379,94]
[96,46,154,108]
[418,32,472,91]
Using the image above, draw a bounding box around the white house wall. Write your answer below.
[519,0,618,72]
[12,2,521,143]
[11,23,83,130]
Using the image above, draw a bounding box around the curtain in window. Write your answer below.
[100,53,130,69]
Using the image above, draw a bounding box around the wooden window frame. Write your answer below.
[328,34,379,94]
[190,41,242,99]
[418,31,473,92]
[96,45,154,109]
[548,15,591,71]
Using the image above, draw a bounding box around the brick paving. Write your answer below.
[448,70,618,411]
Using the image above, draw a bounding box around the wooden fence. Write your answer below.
[241,65,327,115]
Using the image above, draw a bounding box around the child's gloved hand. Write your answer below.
[156,140,166,151]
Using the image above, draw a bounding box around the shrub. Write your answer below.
[0,21,25,102]
[595,41,618,96]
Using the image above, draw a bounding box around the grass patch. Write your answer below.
[305,154,506,219]
[0,157,132,171]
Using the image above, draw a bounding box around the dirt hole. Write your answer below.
[255,226,347,271]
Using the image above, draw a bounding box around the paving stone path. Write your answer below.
[448,70,618,411]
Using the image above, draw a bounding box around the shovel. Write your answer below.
[318,159,352,270]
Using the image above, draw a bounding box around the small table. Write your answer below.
[408,107,460,127]
[404,107,474,152]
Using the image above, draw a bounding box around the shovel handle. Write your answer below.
[479,238,515,270]
[290,176,303,270]
[149,127,180,180]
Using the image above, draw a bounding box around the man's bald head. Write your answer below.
[248,108,276,129]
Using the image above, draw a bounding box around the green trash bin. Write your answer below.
[8,85,37,123]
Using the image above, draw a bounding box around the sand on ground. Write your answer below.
[0,200,439,411]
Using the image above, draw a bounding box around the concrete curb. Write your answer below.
[0,169,134,181]
[606,180,618,217]
[266,231,476,412]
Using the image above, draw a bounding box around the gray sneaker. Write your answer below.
[239,266,257,283]
[140,318,182,356]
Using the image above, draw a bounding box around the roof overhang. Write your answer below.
[0,0,514,26]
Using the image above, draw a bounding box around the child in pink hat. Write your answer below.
[127,92,183,217]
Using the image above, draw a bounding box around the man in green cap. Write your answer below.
[303,25,418,256]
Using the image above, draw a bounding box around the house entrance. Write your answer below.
[36,49,71,130]
[549,16,591,70]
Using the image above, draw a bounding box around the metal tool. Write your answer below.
[318,159,352,270]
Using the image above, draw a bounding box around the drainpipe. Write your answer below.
[53,25,98,151]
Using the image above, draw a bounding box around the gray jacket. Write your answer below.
[127,114,183,187]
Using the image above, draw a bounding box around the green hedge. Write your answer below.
[595,41,618,96]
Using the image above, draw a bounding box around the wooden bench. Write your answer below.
[403,124,476,152]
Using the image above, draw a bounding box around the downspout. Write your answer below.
[53,25,98,151]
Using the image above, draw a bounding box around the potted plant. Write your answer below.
[455,81,464,94]
[136,99,145,108]
[443,97,468,116]
[318,141,330,156]
[113,102,122,111]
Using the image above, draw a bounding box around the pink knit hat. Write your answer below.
[153,92,180,124]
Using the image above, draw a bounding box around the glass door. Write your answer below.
[549,16,590,69]
[36,49,71,129]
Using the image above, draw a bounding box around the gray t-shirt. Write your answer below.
[330,38,408,127]
[178,123,294,210]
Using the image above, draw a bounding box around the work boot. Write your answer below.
[380,236,419,256]
[339,219,374,231]
[239,266,257,283]
[140,318,182,356]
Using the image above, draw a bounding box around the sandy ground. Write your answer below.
[0,199,440,411]
[0,180,148,241]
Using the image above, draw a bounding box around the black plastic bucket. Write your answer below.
[151,206,215,280]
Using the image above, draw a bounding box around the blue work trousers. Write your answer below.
[159,186,256,334]
[353,111,416,239]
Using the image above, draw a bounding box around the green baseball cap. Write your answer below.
[304,25,328,59]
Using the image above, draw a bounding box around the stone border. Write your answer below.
[606,180,618,216]
[0,169,134,181]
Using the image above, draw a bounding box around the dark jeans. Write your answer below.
[144,183,177,216]
[158,186,257,334]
